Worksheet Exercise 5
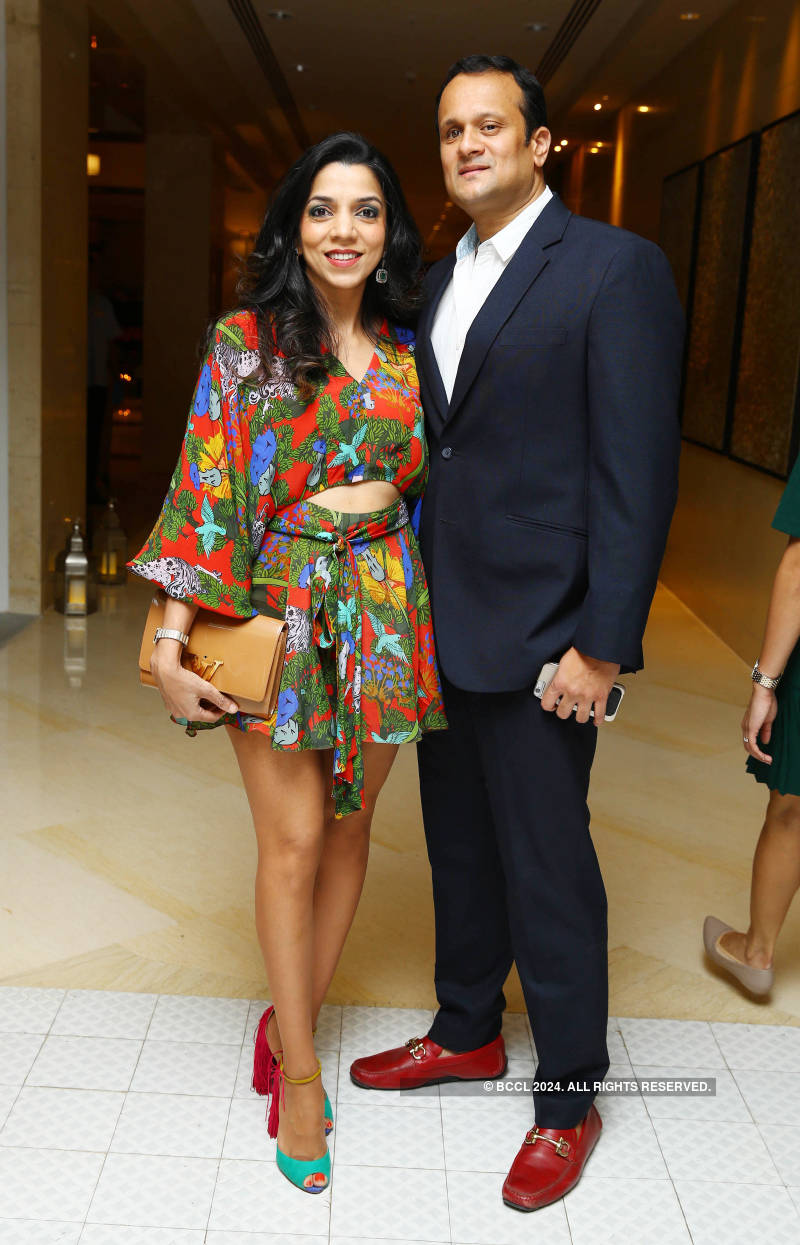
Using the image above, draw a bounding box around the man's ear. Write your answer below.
[531,126,551,168]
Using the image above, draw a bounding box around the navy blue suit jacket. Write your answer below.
[416,193,684,691]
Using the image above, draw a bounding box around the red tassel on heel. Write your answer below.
[252,1005,279,1097]
[267,1058,284,1139]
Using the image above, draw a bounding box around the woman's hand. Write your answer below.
[742,685,778,763]
[150,643,239,724]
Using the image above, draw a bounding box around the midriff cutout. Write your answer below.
[309,480,401,514]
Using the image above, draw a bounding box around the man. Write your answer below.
[351,55,683,1211]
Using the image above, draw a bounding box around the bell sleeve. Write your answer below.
[127,320,257,618]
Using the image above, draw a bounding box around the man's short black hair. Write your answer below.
[434,54,548,142]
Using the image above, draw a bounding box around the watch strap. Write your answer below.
[752,661,781,690]
[153,627,190,647]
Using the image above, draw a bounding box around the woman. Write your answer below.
[704,457,800,996]
[129,132,446,1193]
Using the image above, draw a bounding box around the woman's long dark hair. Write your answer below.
[236,131,423,398]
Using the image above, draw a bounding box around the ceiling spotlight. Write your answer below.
[595,141,604,147]
[525,21,549,31]
[590,146,599,154]
[637,105,651,113]
[593,103,602,111]
[680,11,700,19]
[554,145,562,152]
[295,64,305,72]
[560,139,568,146]
[268,9,293,17]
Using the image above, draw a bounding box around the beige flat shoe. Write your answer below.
[703,915,773,996]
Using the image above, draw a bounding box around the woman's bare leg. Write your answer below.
[227,727,328,1185]
[263,741,398,1036]
[309,741,399,1018]
[720,789,800,969]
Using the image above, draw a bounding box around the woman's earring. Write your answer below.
[375,260,388,284]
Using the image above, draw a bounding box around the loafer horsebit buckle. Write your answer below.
[405,1037,427,1062]
[525,1127,572,1158]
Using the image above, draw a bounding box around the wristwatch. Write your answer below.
[752,660,782,690]
[153,627,190,647]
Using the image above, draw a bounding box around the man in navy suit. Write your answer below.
[351,55,683,1211]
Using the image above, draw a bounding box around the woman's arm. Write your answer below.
[150,596,239,723]
[742,536,800,763]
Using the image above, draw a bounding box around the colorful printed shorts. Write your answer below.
[180,496,447,817]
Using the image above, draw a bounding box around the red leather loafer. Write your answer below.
[502,1104,602,1212]
[350,1033,507,1090]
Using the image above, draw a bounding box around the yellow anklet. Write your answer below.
[280,1057,321,1085]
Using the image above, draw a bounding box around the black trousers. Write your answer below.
[418,674,609,1128]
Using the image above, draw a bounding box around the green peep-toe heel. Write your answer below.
[270,1057,331,1194]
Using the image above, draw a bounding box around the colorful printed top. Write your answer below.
[129,309,427,615]
[129,308,447,816]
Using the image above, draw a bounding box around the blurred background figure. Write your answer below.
[704,457,800,995]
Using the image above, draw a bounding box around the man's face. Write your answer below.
[437,71,549,219]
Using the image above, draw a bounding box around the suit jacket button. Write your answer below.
[441,446,453,459]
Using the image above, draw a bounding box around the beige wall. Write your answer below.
[40,0,87,605]
[661,444,785,662]
[604,0,800,658]
[5,0,87,613]
[619,0,800,243]
[6,0,42,613]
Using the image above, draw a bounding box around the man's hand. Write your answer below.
[540,647,621,727]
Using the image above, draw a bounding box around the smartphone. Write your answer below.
[533,661,625,723]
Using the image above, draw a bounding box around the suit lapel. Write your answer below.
[446,196,572,424]
[416,255,455,432]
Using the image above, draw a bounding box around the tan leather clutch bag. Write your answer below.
[138,594,288,718]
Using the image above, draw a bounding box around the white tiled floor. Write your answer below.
[0,990,799,1244]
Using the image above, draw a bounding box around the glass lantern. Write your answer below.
[54,521,97,615]
[93,498,128,585]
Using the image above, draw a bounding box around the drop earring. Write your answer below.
[375,259,388,284]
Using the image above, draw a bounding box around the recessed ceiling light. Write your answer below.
[525,21,548,31]
[560,139,568,146]
[554,145,562,152]
[593,103,602,111]
[295,64,305,72]
[590,147,599,154]
[268,9,293,18]
[680,11,700,19]
[637,105,651,113]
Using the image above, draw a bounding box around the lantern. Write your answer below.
[93,498,128,584]
[55,521,97,615]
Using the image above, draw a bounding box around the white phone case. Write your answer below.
[533,662,625,722]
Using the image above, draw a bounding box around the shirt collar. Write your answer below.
[455,186,554,263]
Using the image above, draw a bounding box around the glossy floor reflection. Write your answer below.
[1,577,799,1026]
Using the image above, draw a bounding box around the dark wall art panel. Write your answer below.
[681,138,754,451]
[659,163,700,314]
[731,112,800,475]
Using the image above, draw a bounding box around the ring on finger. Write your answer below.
[743,735,749,743]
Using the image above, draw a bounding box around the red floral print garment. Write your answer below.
[129,309,447,816]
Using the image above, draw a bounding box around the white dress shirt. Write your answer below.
[431,186,554,402]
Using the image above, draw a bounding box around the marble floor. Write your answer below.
[1,990,799,1244]
[1,575,799,1023]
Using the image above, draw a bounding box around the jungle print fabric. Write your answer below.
[129,308,447,816]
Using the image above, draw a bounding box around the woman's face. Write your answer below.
[298,162,387,303]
